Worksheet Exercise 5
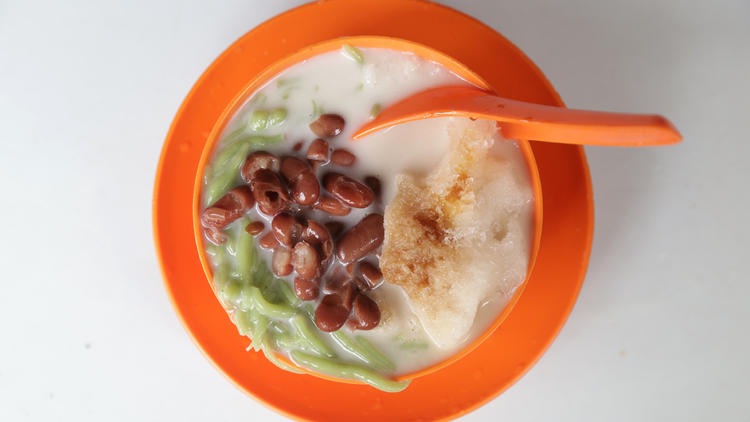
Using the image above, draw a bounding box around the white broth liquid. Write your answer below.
[205,47,533,377]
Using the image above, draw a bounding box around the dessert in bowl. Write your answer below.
[193,36,542,392]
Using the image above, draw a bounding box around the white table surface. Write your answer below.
[1,0,749,420]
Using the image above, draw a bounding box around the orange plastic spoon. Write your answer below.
[353,85,682,146]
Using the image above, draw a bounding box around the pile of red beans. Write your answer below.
[201,114,384,332]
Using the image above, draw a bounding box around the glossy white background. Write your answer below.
[1,0,748,420]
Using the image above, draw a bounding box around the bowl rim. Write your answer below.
[191,35,544,384]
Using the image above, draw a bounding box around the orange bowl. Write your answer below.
[191,36,544,384]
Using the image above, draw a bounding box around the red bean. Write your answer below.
[323,173,373,208]
[322,238,334,264]
[203,226,227,245]
[306,138,329,162]
[291,173,320,205]
[200,186,254,243]
[200,207,235,231]
[292,141,303,152]
[313,195,351,216]
[336,214,384,264]
[281,157,319,206]
[353,276,369,292]
[250,169,289,216]
[340,283,358,311]
[302,220,334,269]
[358,262,383,290]
[364,176,381,199]
[309,114,345,138]
[302,220,328,244]
[212,185,255,213]
[271,213,303,248]
[292,241,320,280]
[315,294,350,332]
[324,221,344,238]
[280,156,308,180]
[258,231,279,249]
[350,294,380,330]
[245,221,265,236]
[294,277,319,301]
[330,149,356,166]
[323,277,357,310]
[240,151,280,182]
[302,220,328,249]
[272,248,293,276]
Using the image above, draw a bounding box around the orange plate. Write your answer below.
[153,1,594,421]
